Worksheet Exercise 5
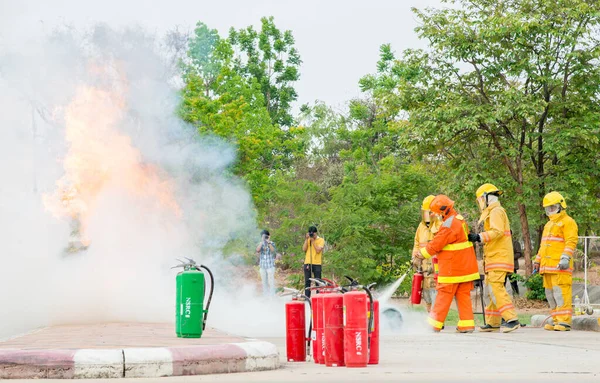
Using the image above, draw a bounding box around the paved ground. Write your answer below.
[0,323,245,349]
[0,323,278,379]
[4,325,600,382]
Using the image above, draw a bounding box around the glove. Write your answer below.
[412,257,423,269]
[533,262,540,273]
[558,254,570,270]
[468,233,481,243]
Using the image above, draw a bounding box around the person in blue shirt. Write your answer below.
[256,229,277,296]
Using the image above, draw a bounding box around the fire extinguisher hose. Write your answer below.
[199,264,215,331]
[302,294,312,354]
[361,285,375,351]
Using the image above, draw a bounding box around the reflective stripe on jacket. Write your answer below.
[478,202,514,273]
[420,213,479,284]
[535,211,578,275]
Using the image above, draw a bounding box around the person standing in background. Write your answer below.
[534,192,579,332]
[303,226,325,298]
[256,229,276,296]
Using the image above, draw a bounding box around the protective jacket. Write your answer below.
[413,220,440,288]
[478,201,514,273]
[535,211,578,274]
[421,212,479,284]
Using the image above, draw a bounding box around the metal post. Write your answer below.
[583,237,589,307]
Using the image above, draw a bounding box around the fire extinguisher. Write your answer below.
[323,291,345,367]
[308,278,332,364]
[410,269,424,305]
[368,289,379,365]
[282,287,312,362]
[172,258,215,339]
[342,277,374,368]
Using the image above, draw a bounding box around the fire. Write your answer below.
[44,69,181,250]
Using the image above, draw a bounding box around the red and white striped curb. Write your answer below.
[0,341,279,379]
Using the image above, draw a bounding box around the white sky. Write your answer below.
[1,0,443,110]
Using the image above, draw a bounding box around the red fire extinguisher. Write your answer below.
[368,299,379,365]
[343,283,374,368]
[284,289,311,362]
[410,269,424,305]
[311,292,326,364]
[323,292,345,367]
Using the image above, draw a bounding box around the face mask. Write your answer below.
[545,204,560,217]
[477,196,486,211]
[422,210,431,223]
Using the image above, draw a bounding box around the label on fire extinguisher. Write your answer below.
[355,331,363,355]
[343,306,346,326]
[311,330,316,341]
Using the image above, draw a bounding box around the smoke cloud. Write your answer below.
[0,24,286,340]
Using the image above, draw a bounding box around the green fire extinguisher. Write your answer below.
[172,258,214,338]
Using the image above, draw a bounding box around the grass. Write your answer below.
[409,306,532,326]
[445,310,532,326]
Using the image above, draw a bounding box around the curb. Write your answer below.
[530,315,600,331]
[0,341,279,379]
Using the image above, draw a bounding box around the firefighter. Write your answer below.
[411,195,441,312]
[415,195,479,333]
[533,192,579,331]
[468,184,520,333]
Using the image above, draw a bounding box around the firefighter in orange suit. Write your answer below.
[411,195,441,312]
[534,191,579,331]
[415,195,479,333]
[468,184,520,333]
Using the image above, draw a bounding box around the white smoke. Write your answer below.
[0,24,284,340]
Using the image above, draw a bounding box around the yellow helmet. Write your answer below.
[543,191,567,209]
[476,183,503,198]
[421,195,435,211]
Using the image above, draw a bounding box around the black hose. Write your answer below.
[199,264,215,331]
[361,285,375,351]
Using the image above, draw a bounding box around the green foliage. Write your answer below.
[523,273,546,301]
[374,0,600,274]
[265,98,436,287]
[180,20,305,209]
[228,16,302,127]
[178,5,600,289]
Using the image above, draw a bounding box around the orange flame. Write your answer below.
[44,73,181,247]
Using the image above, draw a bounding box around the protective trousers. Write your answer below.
[422,288,437,312]
[543,273,572,325]
[422,276,437,312]
[428,282,474,332]
[484,270,517,326]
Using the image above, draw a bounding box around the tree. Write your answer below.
[267,97,435,289]
[387,0,600,274]
[186,22,230,97]
[180,21,305,210]
[229,16,302,127]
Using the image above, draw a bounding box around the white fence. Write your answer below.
[580,236,600,310]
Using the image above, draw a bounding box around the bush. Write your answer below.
[523,273,546,301]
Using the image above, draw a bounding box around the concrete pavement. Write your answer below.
[4,323,600,382]
[0,323,278,379]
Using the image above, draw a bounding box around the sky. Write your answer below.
[0,0,443,111]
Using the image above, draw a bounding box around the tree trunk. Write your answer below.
[517,201,533,276]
